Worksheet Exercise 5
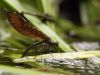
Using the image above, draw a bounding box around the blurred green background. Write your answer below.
[0,0,100,75]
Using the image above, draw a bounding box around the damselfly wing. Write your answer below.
[7,11,48,41]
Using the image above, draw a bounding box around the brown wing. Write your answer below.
[7,11,48,41]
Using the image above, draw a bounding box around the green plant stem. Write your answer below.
[14,51,100,63]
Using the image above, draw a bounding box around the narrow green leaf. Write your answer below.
[1,0,72,52]
[0,65,57,75]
